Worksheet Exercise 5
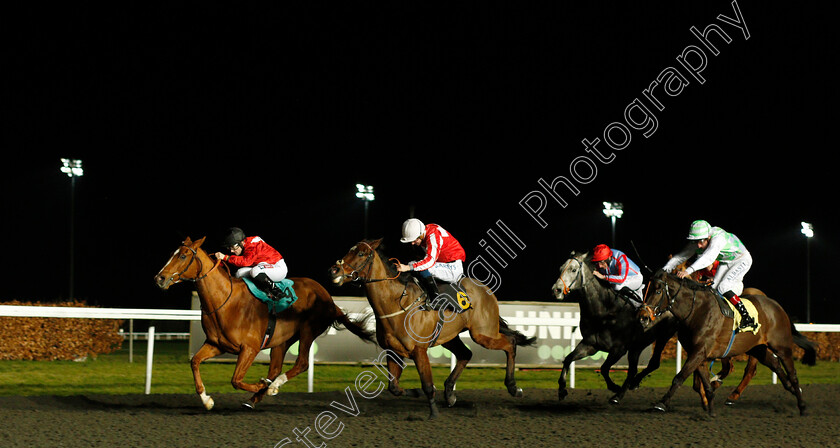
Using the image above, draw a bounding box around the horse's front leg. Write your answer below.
[611,347,640,404]
[558,340,597,401]
[191,342,223,410]
[230,344,266,409]
[410,347,439,420]
[653,350,706,413]
[599,349,626,395]
[694,362,716,417]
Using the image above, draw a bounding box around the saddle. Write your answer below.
[242,278,299,314]
[713,291,761,334]
[419,276,472,314]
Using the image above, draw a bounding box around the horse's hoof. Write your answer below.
[651,403,666,412]
[446,395,457,408]
[242,401,255,410]
[609,396,620,405]
[199,392,215,411]
[267,373,288,396]
[428,407,440,420]
[558,389,568,401]
[509,387,523,398]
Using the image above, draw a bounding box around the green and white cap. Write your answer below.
[687,220,712,240]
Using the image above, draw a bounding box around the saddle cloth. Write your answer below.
[724,296,761,334]
[425,276,472,313]
[242,278,298,314]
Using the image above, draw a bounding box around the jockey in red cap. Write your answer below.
[591,244,644,307]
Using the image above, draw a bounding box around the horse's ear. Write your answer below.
[369,238,383,249]
[193,236,206,248]
[183,236,193,246]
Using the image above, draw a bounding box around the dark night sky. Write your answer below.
[4,1,837,323]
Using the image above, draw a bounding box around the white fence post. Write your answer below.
[307,345,315,393]
[145,326,155,395]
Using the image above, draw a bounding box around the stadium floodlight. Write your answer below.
[801,222,814,238]
[60,158,83,300]
[801,222,814,322]
[60,158,84,177]
[355,184,375,238]
[602,202,623,246]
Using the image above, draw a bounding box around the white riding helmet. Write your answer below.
[400,218,426,243]
[687,220,712,240]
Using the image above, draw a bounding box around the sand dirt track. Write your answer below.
[2,384,838,447]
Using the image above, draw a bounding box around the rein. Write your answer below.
[335,242,420,319]
[558,256,591,295]
[334,242,402,284]
[641,274,697,322]
[171,245,234,316]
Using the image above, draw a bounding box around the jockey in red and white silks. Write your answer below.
[214,227,289,298]
[397,219,466,282]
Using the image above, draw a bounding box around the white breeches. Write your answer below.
[235,259,288,282]
[712,252,752,296]
[424,260,464,283]
[612,274,644,297]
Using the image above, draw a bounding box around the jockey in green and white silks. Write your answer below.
[663,220,755,330]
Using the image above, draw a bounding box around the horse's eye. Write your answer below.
[179,254,187,260]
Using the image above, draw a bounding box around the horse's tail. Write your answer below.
[791,323,818,366]
[333,310,377,344]
[499,317,537,347]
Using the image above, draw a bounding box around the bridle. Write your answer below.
[557,256,591,295]
[332,242,420,318]
[641,274,697,322]
[165,244,232,316]
[332,242,401,284]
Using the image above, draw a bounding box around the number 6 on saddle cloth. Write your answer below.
[415,273,472,313]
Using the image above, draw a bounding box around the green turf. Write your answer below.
[0,341,836,396]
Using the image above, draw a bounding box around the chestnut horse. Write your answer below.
[154,237,374,410]
[639,271,817,416]
[328,239,536,419]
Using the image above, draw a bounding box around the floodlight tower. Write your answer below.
[602,202,624,247]
[801,222,814,323]
[61,158,84,299]
[356,184,375,238]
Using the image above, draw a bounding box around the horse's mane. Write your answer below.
[368,240,412,285]
[657,270,712,292]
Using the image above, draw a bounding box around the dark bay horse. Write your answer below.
[328,239,536,419]
[551,251,680,404]
[639,271,817,416]
[154,237,374,410]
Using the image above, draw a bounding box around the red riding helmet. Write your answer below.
[591,244,613,263]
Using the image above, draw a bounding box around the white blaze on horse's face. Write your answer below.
[552,256,585,301]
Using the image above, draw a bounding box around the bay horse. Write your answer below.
[328,239,536,419]
[154,236,375,410]
[639,270,817,416]
[551,251,681,404]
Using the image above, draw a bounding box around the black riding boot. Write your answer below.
[254,273,287,300]
[417,274,440,305]
[725,292,754,329]
[618,287,643,308]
